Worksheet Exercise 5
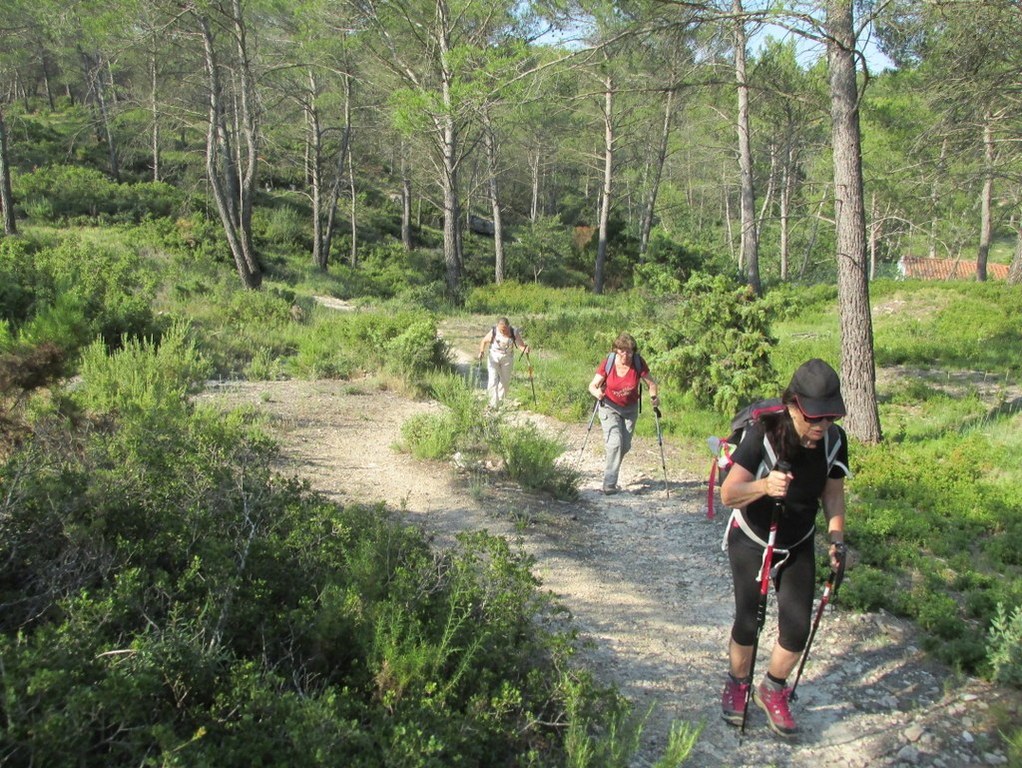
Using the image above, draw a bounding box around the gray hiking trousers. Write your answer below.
[599,400,637,489]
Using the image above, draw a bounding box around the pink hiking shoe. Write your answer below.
[754,680,798,738]
[721,676,750,726]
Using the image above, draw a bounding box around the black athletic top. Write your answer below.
[730,421,850,549]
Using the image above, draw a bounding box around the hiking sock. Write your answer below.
[728,673,751,685]
[764,672,787,690]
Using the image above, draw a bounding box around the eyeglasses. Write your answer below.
[614,349,633,357]
[802,413,837,424]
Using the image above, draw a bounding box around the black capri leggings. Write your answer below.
[728,526,816,653]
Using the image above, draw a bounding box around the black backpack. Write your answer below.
[706,398,841,519]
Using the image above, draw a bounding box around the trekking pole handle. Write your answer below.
[830,541,848,596]
[773,460,792,495]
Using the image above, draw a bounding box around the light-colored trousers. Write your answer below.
[487,353,515,407]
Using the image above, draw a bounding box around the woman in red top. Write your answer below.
[586,332,659,494]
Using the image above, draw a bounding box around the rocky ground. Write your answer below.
[200,321,1020,767]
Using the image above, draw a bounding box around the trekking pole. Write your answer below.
[652,405,669,499]
[740,459,791,736]
[575,398,602,469]
[520,350,537,406]
[789,542,847,702]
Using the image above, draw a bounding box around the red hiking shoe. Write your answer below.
[721,676,750,726]
[754,681,798,738]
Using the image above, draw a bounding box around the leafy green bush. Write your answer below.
[646,272,777,414]
[2,331,656,766]
[988,603,1022,688]
[501,215,584,287]
[75,322,211,421]
[384,317,450,385]
[253,204,310,249]
[400,411,458,459]
[281,308,450,388]
[498,422,579,500]
[0,232,160,355]
[13,165,184,223]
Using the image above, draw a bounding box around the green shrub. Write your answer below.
[647,272,777,414]
[0,233,160,355]
[384,317,450,384]
[75,322,211,421]
[253,204,309,248]
[989,603,1022,688]
[498,422,579,500]
[13,165,184,223]
[400,411,458,460]
[839,565,901,613]
[3,339,648,766]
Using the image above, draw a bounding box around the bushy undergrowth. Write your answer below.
[0,326,642,766]
[465,280,608,314]
[0,230,161,357]
[13,165,185,223]
[400,373,579,500]
[499,422,579,500]
[285,308,451,393]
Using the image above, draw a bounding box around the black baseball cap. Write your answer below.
[789,359,846,419]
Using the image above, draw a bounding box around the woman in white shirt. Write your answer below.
[477,317,530,407]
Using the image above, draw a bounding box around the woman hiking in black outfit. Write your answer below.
[718,358,850,738]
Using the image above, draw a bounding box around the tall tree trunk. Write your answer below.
[344,75,357,267]
[198,13,261,289]
[149,48,160,182]
[0,107,17,235]
[323,125,350,267]
[869,192,881,280]
[827,0,881,443]
[756,143,777,241]
[401,145,413,251]
[41,53,55,110]
[482,113,505,283]
[307,70,327,270]
[734,0,760,294]
[81,50,120,181]
[529,149,541,223]
[437,0,462,297]
[594,70,613,295]
[231,0,260,279]
[639,89,674,257]
[977,116,994,282]
[779,146,794,281]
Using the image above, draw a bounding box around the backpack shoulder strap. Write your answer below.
[603,353,615,376]
[824,424,847,476]
[755,432,778,480]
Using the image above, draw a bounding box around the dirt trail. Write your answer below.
[201,318,1018,768]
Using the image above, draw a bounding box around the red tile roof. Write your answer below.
[898,257,1009,281]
